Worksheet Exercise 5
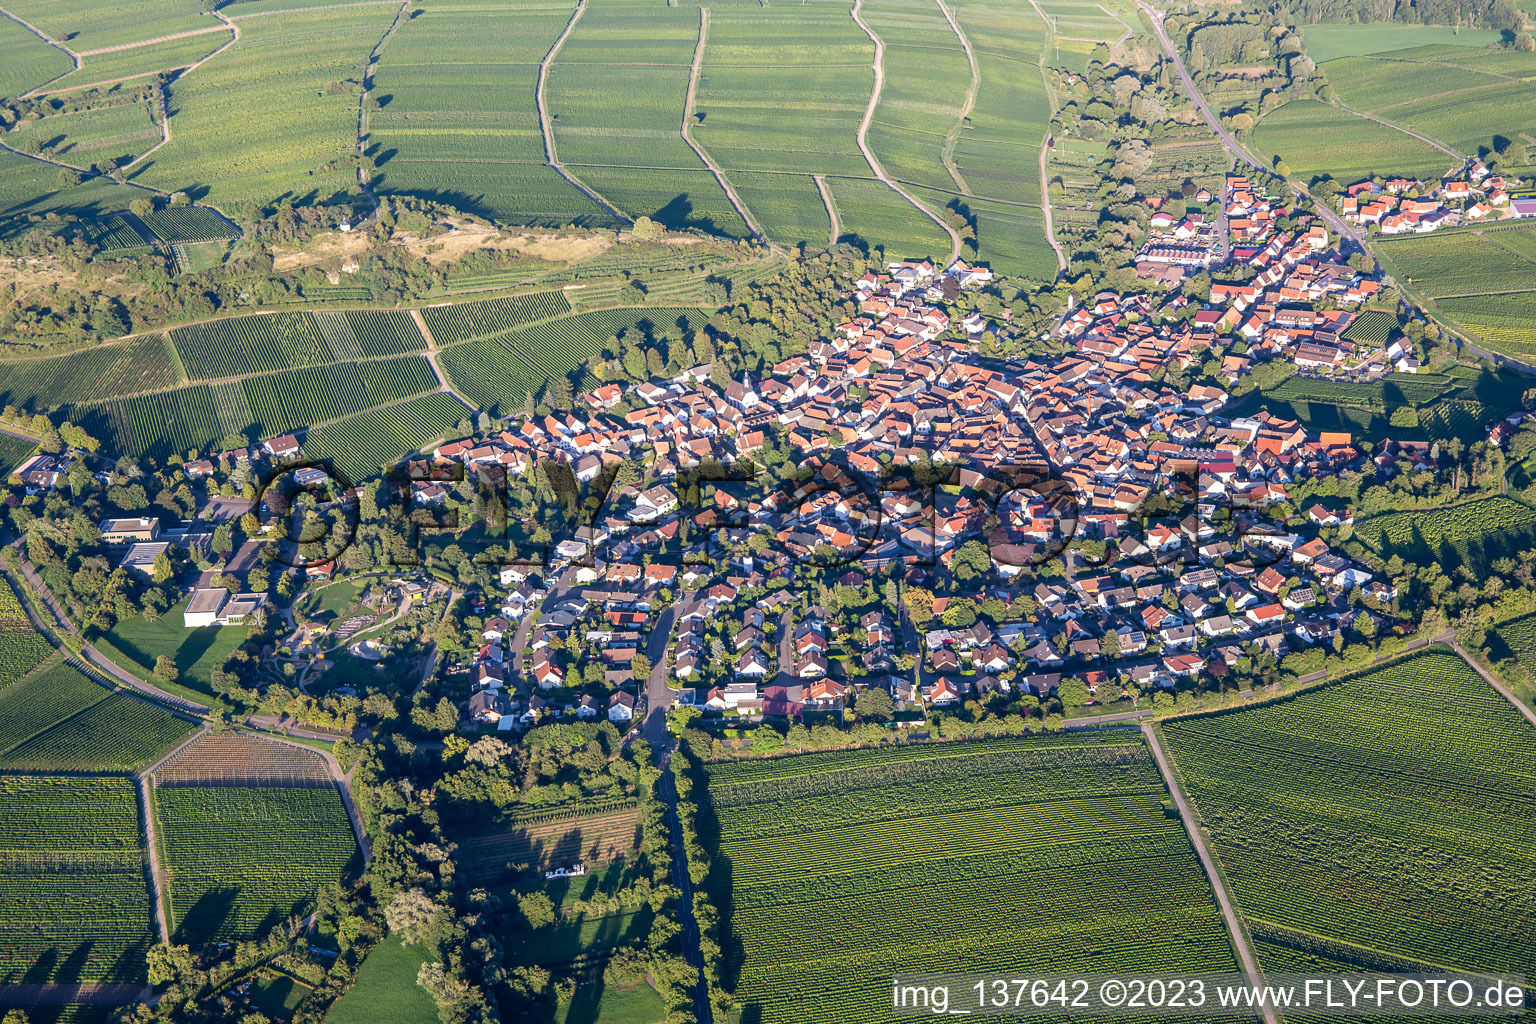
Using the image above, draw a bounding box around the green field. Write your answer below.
[0,149,149,243]
[437,306,708,413]
[0,0,212,54]
[8,99,161,169]
[1249,99,1450,184]
[135,5,397,209]
[302,391,469,482]
[0,658,195,772]
[0,776,156,985]
[1318,44,1536,161]
[1301,24,1504,64]
[825,175,949,261]
[1163,649,1536,977]
[50,31,229,93]
[860,0,972,194]
[102,596,251,697]
[1377,227,1536,300]
[1437,291,1536,361]
[369,0,614,227]
[701,732,1240,1024]
[155,784,359,944]
[1354,496,1536,573]
[324,937,438,1024]
[0,15,74,102]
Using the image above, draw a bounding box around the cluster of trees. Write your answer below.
[1278,0,1523,32]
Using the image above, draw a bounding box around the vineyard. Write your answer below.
[0,578,51,691]
[301,392,468,483]
[170,313,335,380]
[136,207,239,245]
[0,334,180,410]
[1436,292,1536,361]
[0,662,196,773]
[438,307,708,412]
[73,385,221,461]
[155,784,359,945]
[421,291,573,345]
[1163,649,1536,976]
[152,733,334,788]
[0,433,36,479]
[0,776,155,985]
[1340,309,1400,345]
[1353,496,1536,573]
[236,358,437,440]
[460,803,640,885]
[700,733,1240,1024]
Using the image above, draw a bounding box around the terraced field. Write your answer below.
[156,784,359,944]
[702,732,1241,1024]
[0,776,156,985]
[1163,649,1536,978]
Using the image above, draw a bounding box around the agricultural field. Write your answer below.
[825,175,949,261]
[724,171,832,247]
[0,434,38,478]
[460,801,640,886]
[1436,291,1536,361]
[171,312,333,380]
[700,732,1241,1024]
[1248,100,1450,184]
[1376,227,1536,300]
[0,148,147,243]
[0,776,156,985]
[138,206,238,245]
[950,0,1050,200]
[154,784,360,944]
[135,5,398,209]
[0,577,52,690]
[223,356,437,440]
[859,0,972,194]
[438,306,708,412]
[1301,24,1505,64]
[1317,45,1536,161]
[1354,496,1536,573]
[8,98,161,168]
[1339,308,1401,345]
[72,384,221,460]
[0,658,195,772]
[301,391,468,482]
[152,732,334,788]
[49,31,230,93]
[1163,649,1536,977]
[0,0,212,54]
[0,17,72,102]
[421,290,571,345]
[547,3,748,236]
[368,0,613,228]
[911,185,1058,281]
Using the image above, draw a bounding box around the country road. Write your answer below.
[1142,723,1279,1024]
[849,0,963,266]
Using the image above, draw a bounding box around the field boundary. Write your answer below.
[536,0,632,225]
[681,7,763,240]
[934,0,979,196]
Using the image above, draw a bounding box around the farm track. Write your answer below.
[411,309,477,412]
[813,175,840,247]
[354,0,411,226]
[222,0,404,19]
[1449,639,1536,730]
[849,0,963,265]
[682,7,764,239]
[75,25,227,57]
[1031,8,1067,275]
[1142,724,1279,1024]
[536,0,632,225]
[933,0,978,196]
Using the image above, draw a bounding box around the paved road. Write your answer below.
[642,593,699,746]
[657,745,713,1024]
[1142,723,1279,1024]
[849,0,963,265]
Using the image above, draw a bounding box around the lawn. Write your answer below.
[558,979,665,1024]
[324,937,437,1024]
[101,595,250,698]
[1163,648,1536,977]
[250,972,309,1020]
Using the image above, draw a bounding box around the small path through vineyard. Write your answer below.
[813,175,840,247]
[849,0,962,265]
[536,0,631,224]
[682,7,763,239]
[76,25,226,57]
[1449,638,1536,729]
[1029,1,1068,273]
[411,309,477,412]
[1141,723,1279,1024]
[933,0,977,196]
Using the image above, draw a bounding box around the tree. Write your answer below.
[129,197,154,220]
[630,215,663,239]
[854,687,895,722]
[151,551,175,585]
[1517,32,1535,52]
[384,887,441,944]
[1057,677,1090,708]
[147,944,197,986]
[154,655,178,684]
[519,891,557,929]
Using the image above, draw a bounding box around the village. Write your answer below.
[410,175,1435,733]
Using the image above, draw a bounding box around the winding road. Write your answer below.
[849,0,963,265]
[933,0,978,197]
[535,0,631,224]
